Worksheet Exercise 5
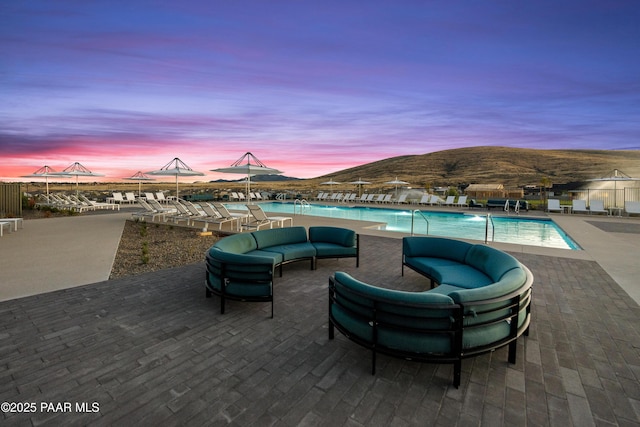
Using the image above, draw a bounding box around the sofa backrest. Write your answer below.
[403,236,471,263]
[251,226,308,249]
[309,226,356,247]
[464,245,521,282]
[213,233,257,254]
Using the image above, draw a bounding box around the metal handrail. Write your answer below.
[411,209,430,236]
[293,198,311,215]
[485,213,495,243]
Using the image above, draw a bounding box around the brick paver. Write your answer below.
[1,235,639,426]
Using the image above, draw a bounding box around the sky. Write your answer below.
[2,0,640,182]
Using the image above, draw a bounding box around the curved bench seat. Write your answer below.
[329,236,533,387]
[206,226,359,316]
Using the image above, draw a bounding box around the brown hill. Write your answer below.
[309,146,640,189]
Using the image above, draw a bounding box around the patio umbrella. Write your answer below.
[147,157,204,200]
[123,171,156,197]
[587,169,640,207]
[211,152,282,202]
[54,162,105,195]
[21,165,59,196]
[385,177,410,195]
[321,179,341,193]
[349,178,371,197]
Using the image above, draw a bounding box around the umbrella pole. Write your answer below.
[176,175,179,200]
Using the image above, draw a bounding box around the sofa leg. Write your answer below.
[371,350,376,375]
[453,361,461,388]
[220,296,225,315]
[508,340,517,364]
[205,288,211,298]
[328,321,334,339]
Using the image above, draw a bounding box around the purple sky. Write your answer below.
[2,0,640,181]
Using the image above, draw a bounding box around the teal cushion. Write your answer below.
[404,257,464,283]
[213,233,257,254]
[207,272,272,297]
[312,242,357,257]
[403,237,471,262]
[464,245,521,281]
[245,249,284,265]
[261,242,316,261]
[208,247,274,265]
[447,268,527,303]
[436,265,492,289]
[309,227,356,247]
[252,226,308,249]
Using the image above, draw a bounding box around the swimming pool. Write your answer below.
[228,202,580,250]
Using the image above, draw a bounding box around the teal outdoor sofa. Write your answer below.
[329,236,533,387]
[206,226,359,316]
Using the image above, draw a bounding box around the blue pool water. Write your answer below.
[228,202,580,250]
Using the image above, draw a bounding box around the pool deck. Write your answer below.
[1,204,639,425]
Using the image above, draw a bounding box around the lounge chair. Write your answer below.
[572,200,589,214]
[456,196,468,207]
[418,195,430,205]
[196,203,241,231]
[244,204,292,230]
[107,192,125,204]
[443,196,455,207]
[374,194,385,203]
[589,200,608,215]
[429,195,444,206]
[155,192,171,203]
[382,194,392,203]
[144,192,156,201]
[132,199,171,221]
[358,194,369,203]
[625,201,640,217]
[211,202,250,224]
[547,199,563,213]
[345,193,357,203]
[396,194,408,204]
[124,192,138,204]
[468,199,484,209]
[79,195,120,210]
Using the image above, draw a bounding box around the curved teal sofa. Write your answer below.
[328,236,533,387]
[206,226,359,317]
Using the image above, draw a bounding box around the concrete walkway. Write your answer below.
[0,210,130,302]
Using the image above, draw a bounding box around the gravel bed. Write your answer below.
[109,220,221,279]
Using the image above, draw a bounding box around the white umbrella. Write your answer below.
[349,178,371,197]
[321,178,341,193]
[123,171,156,197]
[21,165,59,196]
[211,152,282,202]
[587,169,640,207]
[147,157,204,200]
[385,177,410,195]
[54,162,105,195]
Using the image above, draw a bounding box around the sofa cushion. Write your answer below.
[261,242,316,261]
[213,233,257,254]
[464,245,522,282]
[403,237,470,263]
[309,226,356,247]
[312,242,358,257]
[251,226,308,249]
[245,249,284,265]
[403,257,466,283]
[447,268,527,304]
[436,265,493,289]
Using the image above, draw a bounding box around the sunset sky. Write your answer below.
[2,1,639,182]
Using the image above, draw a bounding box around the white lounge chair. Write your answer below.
[429,195,444,205]
[418,195,430,205]
[396,194,408,204]
[124,192,138,204]
[382,194,393,203]
[358,194,369,203]
[144,192,156,201]
[572,200,589,214]
[197,203,241,230]
[107,192,125,204]
[547,199,563,213]
[156,192,170,203]
[456,196,468,207]
[589,200,608,215]
[443,196,455,207]
[374,194,386,203]
[244,204,292,230]
[625,201,640,217]
[211,202,249,224]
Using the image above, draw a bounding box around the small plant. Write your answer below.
[140,223,148,237]
[141,241,149,264]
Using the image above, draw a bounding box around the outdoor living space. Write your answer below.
[1,208,639,425]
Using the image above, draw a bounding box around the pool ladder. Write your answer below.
[411,209,495,244]
[294,198,312,215]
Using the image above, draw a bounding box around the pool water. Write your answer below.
[228,202,580,250]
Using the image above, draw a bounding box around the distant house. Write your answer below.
[465,184,505,199]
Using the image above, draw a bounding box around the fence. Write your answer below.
[0,183,22,217]
[569,187,640,209]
